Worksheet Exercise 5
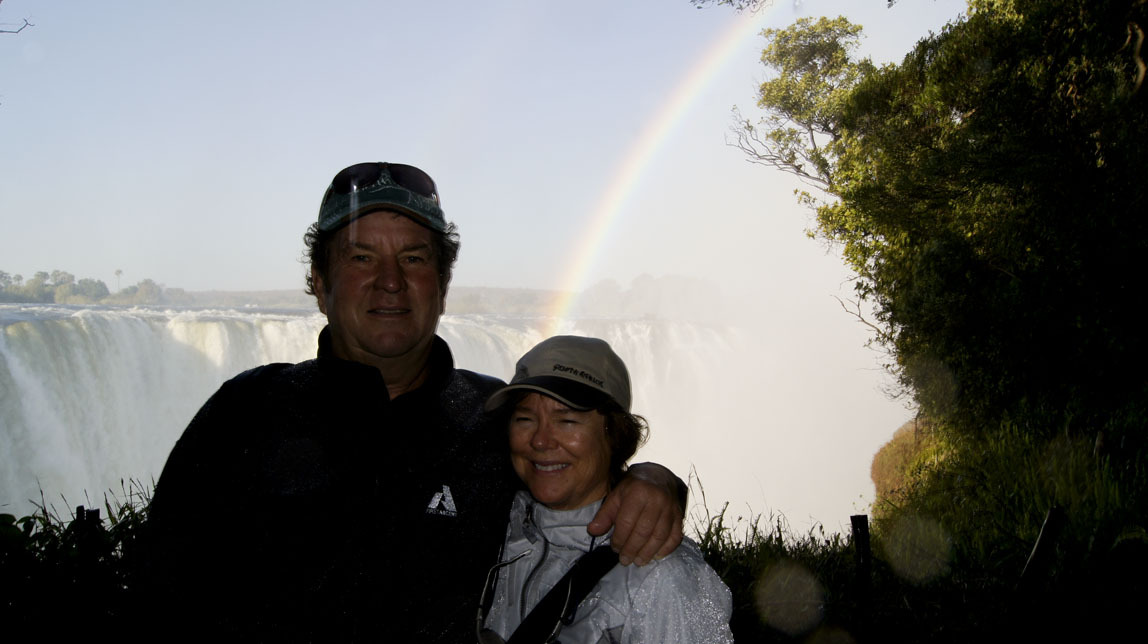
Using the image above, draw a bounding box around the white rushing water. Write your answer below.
[1,303,904,531]
[0,306,326,515]
[0,306,742,514]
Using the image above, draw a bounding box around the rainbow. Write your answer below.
[541,8,775,337]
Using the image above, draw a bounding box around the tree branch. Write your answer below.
[832,294,893,346]
[0,18,33,35]
[727,108,833,190]
[689,0,773,12]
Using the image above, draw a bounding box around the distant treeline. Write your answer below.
[0,269,318,309]
[0,271,724,318]
[0,269,167,306]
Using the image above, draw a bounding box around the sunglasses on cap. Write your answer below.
[317,161,446,233]
[328,162,439,201]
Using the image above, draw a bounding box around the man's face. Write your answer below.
[313,210,444,373]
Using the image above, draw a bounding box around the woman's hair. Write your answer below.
[601,404,649,487]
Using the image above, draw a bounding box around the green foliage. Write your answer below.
[693,450,1147,641]
[737,3,1148,638]
[747,0,1148,443]
[857,0,1145,438]
[101,277,164,305]
[733,16,876,188]
[868,413,1148,640]
[74,277,111,301]
[869,418,947,510]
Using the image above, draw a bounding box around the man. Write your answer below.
[143,162,685,641]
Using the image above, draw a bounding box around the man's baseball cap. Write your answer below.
[317,162,446,232]
[484,335,632,413]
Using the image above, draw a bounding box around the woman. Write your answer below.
[479,335,734,644]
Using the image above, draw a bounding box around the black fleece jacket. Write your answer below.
[142,329,518,642]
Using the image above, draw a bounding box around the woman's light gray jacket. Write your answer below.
[483,491,735,643]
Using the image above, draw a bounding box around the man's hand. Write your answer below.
[587,462,685,566]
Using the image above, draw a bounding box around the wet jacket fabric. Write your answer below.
[142,328,518,642]
[483,491,735,644]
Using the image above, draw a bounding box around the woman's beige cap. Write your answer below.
[484,335,632,412]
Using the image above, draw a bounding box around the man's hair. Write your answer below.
[303,213,461,305]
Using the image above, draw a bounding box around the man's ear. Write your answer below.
[312,267,328,315]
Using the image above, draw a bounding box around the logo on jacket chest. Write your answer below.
[425,484,458,517]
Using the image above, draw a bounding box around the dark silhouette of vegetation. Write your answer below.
[7,474,1142,642]
[741,1,1147,442]
[0,482,150,638]
[729,0,1148,639]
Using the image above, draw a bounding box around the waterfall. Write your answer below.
[1,306,325,514]
[3,303,910,531]
[1,305,752,522]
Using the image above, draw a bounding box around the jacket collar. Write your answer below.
[512,490,611,551]
[314,325,455,398]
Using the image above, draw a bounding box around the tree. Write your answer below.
[20,270,52,301]
[134,278,162,304]
[53,282,75,302]
[50,270,75,286]
[732,16,875,190]
[73,278,110,302]
[743,0,1148,440]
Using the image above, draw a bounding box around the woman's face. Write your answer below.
[509,392,612,511]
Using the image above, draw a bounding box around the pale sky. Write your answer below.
[1,0,969,529]
[1,0,967,294]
